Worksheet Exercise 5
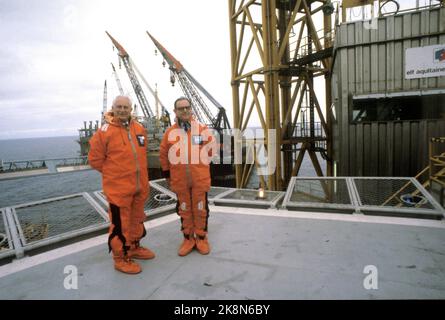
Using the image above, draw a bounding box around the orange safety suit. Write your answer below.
[88,112,149,256]
[160,117,215,238]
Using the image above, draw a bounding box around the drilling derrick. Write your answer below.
[228,0,335,190]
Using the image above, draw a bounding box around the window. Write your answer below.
[351,92,445,122]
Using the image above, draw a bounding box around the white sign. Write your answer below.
[405,45,445,79]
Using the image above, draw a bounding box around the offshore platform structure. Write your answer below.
[77,80,105,156]
[330,1,445,178]
[228,0,336,190]
[78,120,100,156]
[329,1,445,205]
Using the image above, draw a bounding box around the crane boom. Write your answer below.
[146,31,230,130]
[132,59,170,124]
[106,31,154,118]
[176,72,211,125]
[111,63,124,95]
[101,80,107,125]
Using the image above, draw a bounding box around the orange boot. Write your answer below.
[110,236,142,274]
[128,241,155,260]
[113,254,142,274]
[195,235,210,255]
[178,234,196,256]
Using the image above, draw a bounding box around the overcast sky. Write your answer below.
[0,0,423,140]
[0,0,233,139]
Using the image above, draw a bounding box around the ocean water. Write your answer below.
[0,136,80,161]
[0,136,101,208]
[0,170,102,208]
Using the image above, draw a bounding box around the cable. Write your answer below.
[379,0,400,16]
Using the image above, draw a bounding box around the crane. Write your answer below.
[106,31,155,119]
[101,80,107,125]
[111,62,141,117]
[106,31,171,128]
[131,57,171,127]
[146,31,230,132]
[111,62,124,95]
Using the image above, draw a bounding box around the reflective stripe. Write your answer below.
[108,203,128,254]
[127,127,140,194]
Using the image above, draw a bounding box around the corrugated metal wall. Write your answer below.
[332,7,445,177]
[347,120,445,176]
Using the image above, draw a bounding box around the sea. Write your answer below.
[0,136,102,208]
[0,135,325,208]
[0,136,80,161]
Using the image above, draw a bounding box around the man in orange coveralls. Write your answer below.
[89,95,155,274]
[160,97,216,256]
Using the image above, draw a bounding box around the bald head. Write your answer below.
[112,95,132,108]
[112,95,132,123]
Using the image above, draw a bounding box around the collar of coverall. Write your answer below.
[175,116,197,132]
[104,111,133,127]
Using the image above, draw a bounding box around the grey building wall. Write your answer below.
[332,6,445,177]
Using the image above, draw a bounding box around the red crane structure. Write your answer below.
[147,31,231,133]
[106,31,171,128]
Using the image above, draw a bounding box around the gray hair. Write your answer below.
[112,95,133,107]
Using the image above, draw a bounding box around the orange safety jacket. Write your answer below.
[88,112,149,207]
[160,117,215,193]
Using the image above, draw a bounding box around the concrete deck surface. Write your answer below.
[0,206,444,300]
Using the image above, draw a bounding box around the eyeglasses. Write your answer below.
[176,106,191,112]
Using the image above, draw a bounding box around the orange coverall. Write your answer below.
[160,118,215,238]
[88,113,149,256]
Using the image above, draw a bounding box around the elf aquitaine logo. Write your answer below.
[434,48,445,63]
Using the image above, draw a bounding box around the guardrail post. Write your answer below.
[4,207,24,259]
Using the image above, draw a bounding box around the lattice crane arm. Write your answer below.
[131,58,171,123]
[111,63,124,95]
[146,31,230,130]
[146,31,184,72]
[101,80,107,125]
[106,31,154,118]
